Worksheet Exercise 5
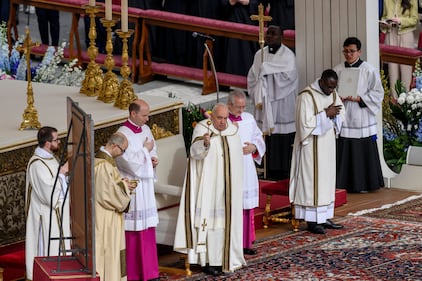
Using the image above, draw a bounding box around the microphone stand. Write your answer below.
[203,41,219,103]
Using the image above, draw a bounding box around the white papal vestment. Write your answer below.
[174,119,246,272]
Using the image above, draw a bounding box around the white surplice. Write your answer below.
[174,119,246,272]
[236,112,266,210]
[247,44,298,135]
[116,124,158,231]
[289,81,345,224]
[333,61,384,138]
[25,147,70,280]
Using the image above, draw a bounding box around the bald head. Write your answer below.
[129,99,150,126]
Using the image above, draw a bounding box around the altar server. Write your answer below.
[227,89,265,255]
[94,132,134,281]
[334,37,385,193]
[247,25,298,180]
[115,99,160,281]
[25,126,70,280]
[174,103,246,276]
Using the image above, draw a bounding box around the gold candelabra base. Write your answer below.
[97,18,119,103]
[80,4,103,97]
[20,83,41,130]
[114,29,137,110]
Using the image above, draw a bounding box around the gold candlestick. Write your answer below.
[114,29,137,110]
[18,27,41,130]
[80,5,103,97]
[97,18,119,103]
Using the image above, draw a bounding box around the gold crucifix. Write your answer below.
[201,219,207,231]
[250,3,272,61]
[17,26,41,130]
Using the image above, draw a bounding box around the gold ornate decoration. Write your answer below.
[150,124,174,140]
[80,4,103,97]
[149,109,180,136]
[0,145,35,174]
[97,18,119,103]
[250,3,272,62]
[114,29,137,110]
[18,27,41,131]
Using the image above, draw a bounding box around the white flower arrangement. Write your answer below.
[383,73,422,173]
[393,88,422,134]
[0,21,84,87]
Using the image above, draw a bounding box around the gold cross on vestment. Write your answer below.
[250,3,272,56]
[201,219,207,231]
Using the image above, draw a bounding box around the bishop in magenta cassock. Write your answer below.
[115,99,160,281]
[227,89,265,255]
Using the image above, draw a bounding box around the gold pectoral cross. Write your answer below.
[250,3,272,61]
[201,219,207,231]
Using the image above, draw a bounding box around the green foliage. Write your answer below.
[383,134,409,173]
[182,103,211,155]
[382,76,422,172]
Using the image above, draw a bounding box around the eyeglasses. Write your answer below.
[342,49,359,54]
[50,138,60,143]
[116,144,126,153]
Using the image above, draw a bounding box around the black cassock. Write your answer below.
[263,0,295,31]
[188,0,224,70]
[220,0,260,77]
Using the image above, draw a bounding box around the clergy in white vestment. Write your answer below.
[227,90,265,256]
[115,99,160,281]
[25,126,70,280]
[247,25,298,180]
[94,133,134,281]
[334,37,385,193]
[289,70,345,235]
[174,103,246,276]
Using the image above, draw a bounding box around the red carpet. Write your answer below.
[254,180,347,229]
[0,242,25,281]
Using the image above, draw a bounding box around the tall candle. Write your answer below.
[105,0,112,20]
[121,0,128,32]
[89,0,95,6]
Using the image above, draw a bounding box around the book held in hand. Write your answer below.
[337,68,361,98]
[379,19,397,26]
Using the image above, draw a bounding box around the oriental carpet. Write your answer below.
[159,216,422,280]
[353,194,422,223]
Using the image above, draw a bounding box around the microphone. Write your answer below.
[192,32,215,42]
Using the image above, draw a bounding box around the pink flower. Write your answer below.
[0,73,15,80]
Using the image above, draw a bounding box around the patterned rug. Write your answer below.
[159,216,422,280]
[349,194,422,223]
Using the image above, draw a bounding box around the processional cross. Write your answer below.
[250,3,272,62]
[17,26,41,130]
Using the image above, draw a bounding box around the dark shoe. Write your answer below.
[323,219,344,229]
[307,222,326,234]
[243,248,257,255]
[204,265,223,276]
